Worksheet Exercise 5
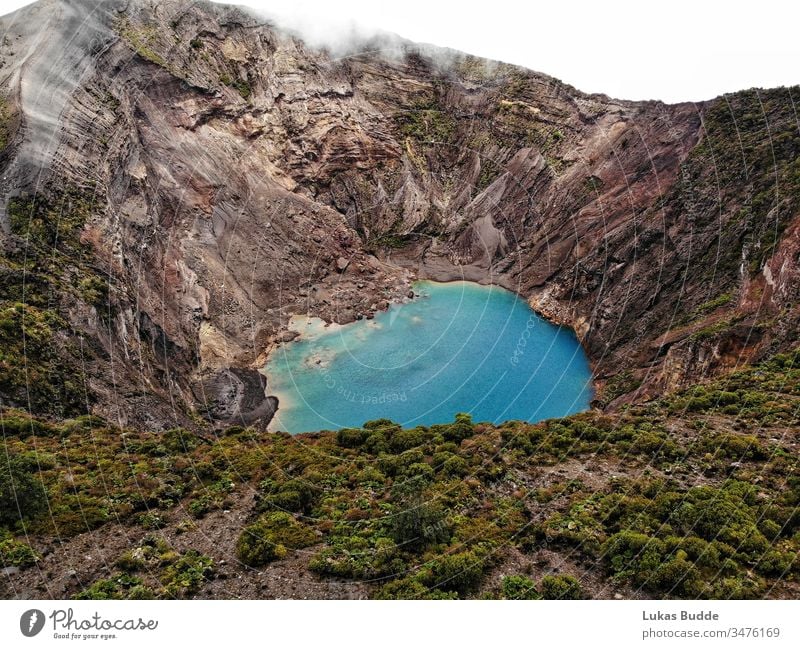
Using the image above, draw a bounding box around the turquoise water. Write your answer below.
[265,281,593,433]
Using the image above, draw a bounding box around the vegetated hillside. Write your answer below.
[0,0,798,601]
[1,351,798,599]
[0,0,798,429]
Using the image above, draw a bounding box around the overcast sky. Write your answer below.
[1,0,797,102]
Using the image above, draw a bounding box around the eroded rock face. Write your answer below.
[193,367,276,428]
[0,0,797,429]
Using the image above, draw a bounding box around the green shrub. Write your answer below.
[756,550,796,577]
[236,512,317,567]
[0,453,47,527]
[137,512,166,530]
[187,495,214,519]
[629,429,680,460]
[0,412,55,437]
[260,478,319,514]
[442,413,475,443]
[702,432,767,460]
[232,79,251,100]
[375,577,457,600]
[238,537,284,567]
[355,466,386,487]
[389,427,432,452]
[668,536,721,570]
[162,428,199,453]
[602,531,666,586]
[363,419,397,430]
[389,501,451,551]
[0,537,39,567]
[501,575,540,600]
[115,549,146,573]
[706,574,766,599]
[396,99,455,143]
[6,193,88,249]
[672,489,761,547]
[336,427,368,448]
[78,275,109,309]
[74,574,154,600]
[652,555,702,593]
[48,493,109,536]
[0,303,84,416]
[0,97,11,151]
[758,519,782,541]
[404,462,435,481]
[421,550,486,594]
[540,574,583,599]
[309,534,404,580]
[162,550,214,598]
[113,535,173,573]
[442,455,469,477]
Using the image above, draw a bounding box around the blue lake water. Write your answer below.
[265,280,593,433]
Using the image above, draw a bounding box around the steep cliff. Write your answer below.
[0,0,798,430]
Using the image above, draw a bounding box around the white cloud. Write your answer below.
[1,0,798,102]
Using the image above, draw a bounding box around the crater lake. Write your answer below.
[265,281,593,433]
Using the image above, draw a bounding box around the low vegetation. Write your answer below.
[237,512,318,566]
[668,87,800,297]
[0,351,797,599]
[114,17,168,68]
[397,97,456,144]
[75,535,214,599]
[0,97,12,152]
[0,186,111,416]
